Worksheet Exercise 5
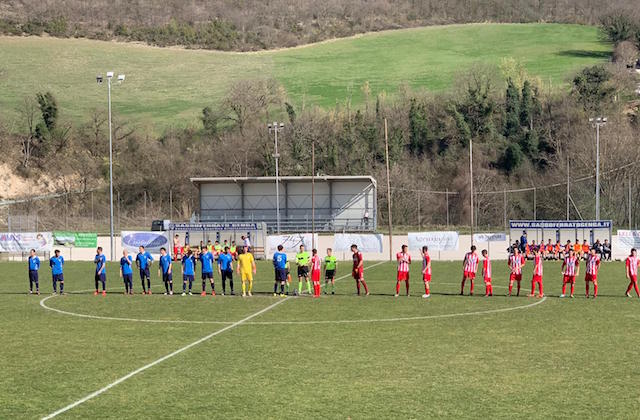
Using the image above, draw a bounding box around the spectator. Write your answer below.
[363,210,370,229]
[593,239,603,257]
[519,231,527,253]
[602,239,612,261]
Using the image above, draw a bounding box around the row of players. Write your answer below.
[24,243,640,299]
[512,238,612,261]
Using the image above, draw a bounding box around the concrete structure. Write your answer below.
[191,176,377,233]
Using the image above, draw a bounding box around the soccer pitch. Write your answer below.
[2,259,639,419]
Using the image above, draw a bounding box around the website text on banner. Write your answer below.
[54,232,98,248]
[473,233,507,243]
[408,232,459,251]
[616,230,640,248]
[267,233,318,254]
[0,232,53,253]
[333,233,384,252]
[121,231,172,255]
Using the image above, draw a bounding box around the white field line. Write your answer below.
[38,261,386,324]
[41,297,290,420]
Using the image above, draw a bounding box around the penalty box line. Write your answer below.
[42,261,385,418]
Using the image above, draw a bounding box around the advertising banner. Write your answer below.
[121,231,171,254]
[0,232,53,252]
[54,232,98,248]
[333,233,384,253]
[267,233,317,254]
[408,231,459,251]
[616,230,640,249]
[473,233,507,243]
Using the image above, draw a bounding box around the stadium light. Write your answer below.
[97,71,125,261]
[268,122,285,233]
[589,117,607,220]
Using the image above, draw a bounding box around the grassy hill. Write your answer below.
[0,23,610,132]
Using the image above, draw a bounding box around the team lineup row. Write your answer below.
[21,243,640,299]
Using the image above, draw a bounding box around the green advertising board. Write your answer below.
[53,232,98,248]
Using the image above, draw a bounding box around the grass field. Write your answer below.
[2,258,639,419]
[0,24,610,132]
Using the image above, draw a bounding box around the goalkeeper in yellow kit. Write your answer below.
[237,246,257,297]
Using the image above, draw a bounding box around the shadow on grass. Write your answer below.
[556,50,611,59]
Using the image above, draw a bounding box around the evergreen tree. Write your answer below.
[408,98,429,155]
[504,78,521,139]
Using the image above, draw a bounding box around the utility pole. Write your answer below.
[384,118,393,261]
[469,139,474,245]
[566,157,570,220]
[589,117,607,220]
[311,139,315,249]
[268,122,285,233]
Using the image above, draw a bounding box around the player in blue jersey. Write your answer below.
[94,247,107,296]
[136,245,154,295]
[159,247,174,295]
[218,247,235,295]
[28,248,40,295]
[181,249,196,296]
[120,249,134,294]
[273,244,287,297]
[49,249,65,295]
[199,248,216,296]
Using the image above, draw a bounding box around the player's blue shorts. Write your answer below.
[276,268,287,282]
[202,272,213,280]
[52,273,64,282]
[183,274,194,282]
[29,270,39,282]
[123,273,132,282]
[139,267,150,279]
[162,272,173,282]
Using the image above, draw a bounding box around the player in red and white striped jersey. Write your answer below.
[311,249,322,297]
[529,247,544,298]
[561,249,580,298]
[481,249,492,297]
[421,246,431,298]
[460,245,479,296]
[508,248,525,296]
[351,244,370,296]
[395,245,411,297]
[584,248,600,298]
[625,248,640,297]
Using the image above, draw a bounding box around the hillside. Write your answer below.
[0,24,610,131]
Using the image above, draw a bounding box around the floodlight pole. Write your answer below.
[469,138,474,245]
[590,117,606,220]
[108,75,114,261]
[269,122,284,233]
[311,140,315,249]
[384,119,393,261]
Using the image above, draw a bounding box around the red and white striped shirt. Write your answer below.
[482,258,491,279]
[533,254,543,276]
[508,254,525,274]
[423,254,431,275]
[626,255,638,276]
[562,256,579,276]
[463,252,479,273]
[311,254,321,272]
[586,254,600,275]
[397,252,411,273]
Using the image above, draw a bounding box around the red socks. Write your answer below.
[361,280,369,294]
[424,283,430,295]
[562,283,567,295]
[508,281,513,295]
[460,278,466,294]
[469,280,474,294]
[395,281,400,294]
[593,283,597,297]
[570,283,575,295]
[313,283,320,297]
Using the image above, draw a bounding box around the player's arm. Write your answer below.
[358,257,363,270]
[120,265,123,278]
[252,257,256,274]
[626,260,630,279]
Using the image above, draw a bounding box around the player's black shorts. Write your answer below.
[95,272,106,282]
[276,268,287,282]
[325,269,335,279]
[202,272,213,280]
[29,270,39,282]
[140,267,150,279]
[183,274,194,282]
[221,269,233,282]
[162,272,172,282]
[297,266,309,278]
[123,273,132,282]
[52,273,64,282]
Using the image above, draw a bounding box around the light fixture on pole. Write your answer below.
[268,122,285,233]
[97,71,125,261]
[589,117,607,220]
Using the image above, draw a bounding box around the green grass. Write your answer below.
[2,259,639,419]
[0,23,610,132]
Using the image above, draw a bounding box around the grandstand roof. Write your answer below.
[191,175,377,186]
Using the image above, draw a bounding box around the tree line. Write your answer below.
[0,0,638,50]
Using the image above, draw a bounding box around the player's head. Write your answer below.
[54,249,60,256]
[224,246,229,253]
[187,248,192,256]
[534,247,540,255]
[422,246,428,254]
[30,248,36,256]
[299,244,305,251]
[401,244,408,252]
[312,248,317,255]
[327,248,332,255]
[514,247,519,255]
[590,247,596,255]
[123,249,128,256]
[243,245,248,253]
[632,248,637,256]
[522,230,527,235]
[175,234,179,238]
[569,249,574,257]
[160,247,166,255]
[351,244,358,252]
[97,246,103,255]
[277,244,283,251]
[470,245,476,252]
[207,239,211,244]
[139,245,145,253]
[482,249,488,257]
[215,240,219,245]
[232,241,236,245]
[224,239,228,244]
